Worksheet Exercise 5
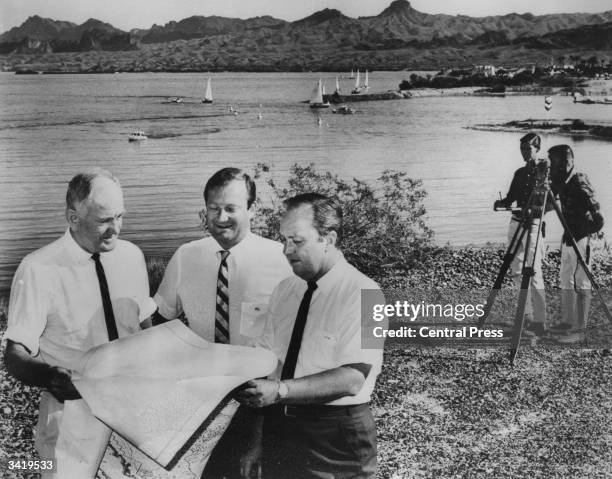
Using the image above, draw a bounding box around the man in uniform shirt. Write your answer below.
[494,133,552,336]
[237,193,383,478]
[153,167,291,477]
[3,168,153,478]
[549,145,604,343]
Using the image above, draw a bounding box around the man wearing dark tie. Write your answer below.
[237,193,384,478]
[3,168,154,477]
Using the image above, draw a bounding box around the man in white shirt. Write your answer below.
[3,168,153,478]
[153,167,291,478]
[154,167,291,345]
[237,193,383,479]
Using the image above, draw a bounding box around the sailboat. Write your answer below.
[351,70,361,94]
[335,76,341,95]
[349,69,355,79]
[309,79,330,109]
[202,77,213,103]
[363,70,369,91]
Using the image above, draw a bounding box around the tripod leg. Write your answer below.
[510,272,532,365]
[509,191,548,365]
[551,199,612,326]
[478,218,528,328]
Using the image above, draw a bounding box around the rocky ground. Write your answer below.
[1,245,611,478]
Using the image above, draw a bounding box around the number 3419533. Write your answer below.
[4,458,56,472]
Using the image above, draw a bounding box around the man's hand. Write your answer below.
[494,199,508,210]
[235,379,279,408]
[48,366,81,403]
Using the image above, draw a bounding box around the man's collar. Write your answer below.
[63,228,96,264]
[211,231,255,256]
[311,252,346,291]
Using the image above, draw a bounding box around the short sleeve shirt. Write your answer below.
[258,255,384,406]
[4,229,152,369]
[154,232,292,345]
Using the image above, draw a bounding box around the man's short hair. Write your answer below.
[283,193,343,243]
[548,144,574,160]
[548,144,574,172]
[204,168,256,208]
[520,132,541,150]
[66,168,120,209]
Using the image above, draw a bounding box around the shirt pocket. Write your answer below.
[308,330,338,370]
[240,302,267,338]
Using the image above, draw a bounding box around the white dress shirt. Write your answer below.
[4,228,152,475]
[258,254,384,406]
[5,229,152,365]
[154,232,292,345]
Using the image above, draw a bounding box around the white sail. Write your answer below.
[310,79,323,104]
[350,69,354,78]
[335,76,340,94]
[203,77,213,103]
[364,70,369,89]
[355,70,360,89]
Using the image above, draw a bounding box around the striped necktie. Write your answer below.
[215,250,230,343]
[92,253,119,341]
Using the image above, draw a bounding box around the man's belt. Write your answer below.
[264,403,369,418]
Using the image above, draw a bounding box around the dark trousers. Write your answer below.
[203,406,254,479]
[263,404,377,479]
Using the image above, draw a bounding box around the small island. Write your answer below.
[468,118,612,141]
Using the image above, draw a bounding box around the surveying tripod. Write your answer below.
[478,160,612,365]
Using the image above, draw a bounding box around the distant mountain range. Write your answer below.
[1,0,611,71]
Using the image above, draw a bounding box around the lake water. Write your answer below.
[1,71,611,292]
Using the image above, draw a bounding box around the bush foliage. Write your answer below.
[251,163,433,278]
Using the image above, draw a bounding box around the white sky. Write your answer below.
[2,0,611,33]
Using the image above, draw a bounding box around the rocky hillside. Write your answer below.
[0,16,136,53]
[1,0,611,71]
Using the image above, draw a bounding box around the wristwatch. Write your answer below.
[277,380,289,402]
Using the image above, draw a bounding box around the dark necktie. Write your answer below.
[281,281,318,380]
[215,250,230,343]
[92,253,119,341]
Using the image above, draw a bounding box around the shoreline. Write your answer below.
[468,119,612,142]
[1,241,610,299]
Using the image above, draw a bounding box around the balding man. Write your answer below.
[3,168,154,477]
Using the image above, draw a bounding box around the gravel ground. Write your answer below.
[1,245,610,478]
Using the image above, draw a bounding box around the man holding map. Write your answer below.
[237,193,383,478]
[3,168,154,477]
[153,167,291,477]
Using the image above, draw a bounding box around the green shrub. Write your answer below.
[252,163,433,279]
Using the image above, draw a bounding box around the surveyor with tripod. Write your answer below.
[548,144,604,343]
[494,133,553,336]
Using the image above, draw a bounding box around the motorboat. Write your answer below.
[332,106,355,115]
[170,97,183,103]
[128,131,147,142]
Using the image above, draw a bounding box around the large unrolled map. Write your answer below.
[72,320,276,472]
